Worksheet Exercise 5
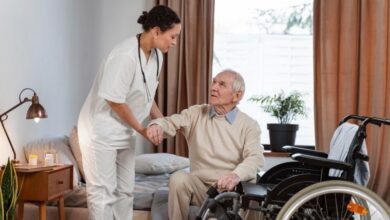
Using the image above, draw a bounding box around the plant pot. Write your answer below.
[267,123,299,152]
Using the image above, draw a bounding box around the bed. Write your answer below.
[21,127,190,220]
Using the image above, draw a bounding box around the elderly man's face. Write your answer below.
[209,72,239,107]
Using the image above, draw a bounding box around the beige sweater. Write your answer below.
[151,104,264,184]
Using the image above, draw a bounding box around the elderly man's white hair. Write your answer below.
[220,69,246,94]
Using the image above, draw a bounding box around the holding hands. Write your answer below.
[146,124,164,145]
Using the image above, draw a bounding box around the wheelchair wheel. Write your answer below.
[276,180,390,220]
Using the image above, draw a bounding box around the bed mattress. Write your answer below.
[54,173,170,210]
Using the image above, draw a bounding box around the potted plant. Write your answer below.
[249,90,307,152]
[1,158,21,220]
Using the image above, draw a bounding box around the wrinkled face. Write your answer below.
[153,23,181,53]
[209,72,240,107]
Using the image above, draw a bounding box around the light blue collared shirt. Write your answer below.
[209,106,238,124]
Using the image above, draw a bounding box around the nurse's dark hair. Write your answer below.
[137,5,181,32]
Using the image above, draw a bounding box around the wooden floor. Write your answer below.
[18,203,152,220]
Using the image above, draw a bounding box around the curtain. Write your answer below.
[154,0,215,156]
[314,0,390,204]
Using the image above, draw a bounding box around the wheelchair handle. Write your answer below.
[341,115,390,126]
[341,115,370,124]
[362,117,390,127]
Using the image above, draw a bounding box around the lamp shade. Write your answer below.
[26,94,48,119]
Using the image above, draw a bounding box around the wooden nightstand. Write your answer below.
[16,164,73,220]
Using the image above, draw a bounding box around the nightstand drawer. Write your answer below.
[48,167,72,199]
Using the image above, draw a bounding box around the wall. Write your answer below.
[0,0,154,164]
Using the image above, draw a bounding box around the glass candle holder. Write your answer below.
[28,154,38,166]
[44,149,57,166]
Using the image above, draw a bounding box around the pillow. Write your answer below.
[23,137,82,188]
[135,153,189,175]
[69,126,85,181]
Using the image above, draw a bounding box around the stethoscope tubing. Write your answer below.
[137,33,159,102]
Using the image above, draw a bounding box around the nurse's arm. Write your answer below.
[106,100,148,139]
[150,101,163,119]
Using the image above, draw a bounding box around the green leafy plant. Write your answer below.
[249,90,307,124]
[1,158,21,220]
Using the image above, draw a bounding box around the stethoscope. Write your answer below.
[137,33,159,102]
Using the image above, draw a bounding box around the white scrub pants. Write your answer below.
[82,144,135,220]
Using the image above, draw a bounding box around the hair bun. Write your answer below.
[137,11,148,24]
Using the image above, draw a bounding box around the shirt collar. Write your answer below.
[209,106,238,124]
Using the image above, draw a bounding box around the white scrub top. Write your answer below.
[78,36,163,149]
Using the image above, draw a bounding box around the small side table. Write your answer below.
[16,164,73,220]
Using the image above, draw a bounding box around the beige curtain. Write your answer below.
[314,0,390,204]
[155,0,215,156]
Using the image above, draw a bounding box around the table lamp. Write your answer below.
[0,88,48,161]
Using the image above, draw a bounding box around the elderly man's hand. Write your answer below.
[146,124,163,146]
[216,173,241,191]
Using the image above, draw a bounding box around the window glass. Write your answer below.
[213,0,314,145]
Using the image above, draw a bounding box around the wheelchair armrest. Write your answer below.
[283,146,328,158]
[292,153,352,171]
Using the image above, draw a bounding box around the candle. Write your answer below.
[28,154,38,166]
[44,153,54,166]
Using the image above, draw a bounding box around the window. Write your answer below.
[213,0,315,145]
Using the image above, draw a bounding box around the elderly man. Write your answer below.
[147,69,264,220]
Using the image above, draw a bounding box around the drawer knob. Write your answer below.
[58,181,64,184]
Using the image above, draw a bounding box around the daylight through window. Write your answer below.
[213,0,315,145]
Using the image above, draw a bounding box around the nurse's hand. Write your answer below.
[146,124,164,145]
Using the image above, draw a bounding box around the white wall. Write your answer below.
[0,0,154,164]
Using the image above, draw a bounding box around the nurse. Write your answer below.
[77,5,181,220]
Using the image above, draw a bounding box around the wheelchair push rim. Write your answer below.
[276,180,390,220]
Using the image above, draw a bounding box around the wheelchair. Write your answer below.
[196,115,390,220]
